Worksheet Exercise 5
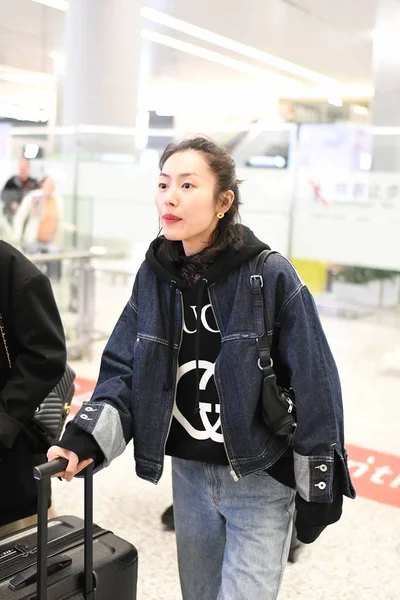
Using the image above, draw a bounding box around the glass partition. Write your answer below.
[2,123,399,343]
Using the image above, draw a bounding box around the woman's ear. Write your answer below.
[219,190,234,212]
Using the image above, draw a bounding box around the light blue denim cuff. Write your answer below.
[294,450,335,503]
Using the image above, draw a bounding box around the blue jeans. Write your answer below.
[172,458,295,600]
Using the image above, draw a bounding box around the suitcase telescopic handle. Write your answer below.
[33,458,95,600]
[34,457,69,480]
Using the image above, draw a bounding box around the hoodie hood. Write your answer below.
[145,225,270,409]
[145,225,269,287]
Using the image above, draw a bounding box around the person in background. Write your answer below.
[13,176,63,254]
[0,241,66,536]
[1,158,38,224]
[48,137,355,600]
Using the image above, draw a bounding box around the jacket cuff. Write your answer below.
[0,411,23,449]
[294,449,334,502]
[59,422,104,465]
[294,458,343,544]
[71,401,126,468]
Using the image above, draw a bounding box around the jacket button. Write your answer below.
[315,464,328,472]
[314,481,327,490]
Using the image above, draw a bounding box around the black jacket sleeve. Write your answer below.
[0,273,67,449]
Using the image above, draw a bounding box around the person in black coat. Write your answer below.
[1,158,38,224]
[0,241,66,531]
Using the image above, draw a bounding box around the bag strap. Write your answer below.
[0,312,12,369]
[250,250,279,376]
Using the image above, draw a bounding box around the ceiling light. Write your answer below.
[247,155,287,168]
[31,0,68,10]
[328,97,343,107]
[140,29,300,86]
[141,7,340,86]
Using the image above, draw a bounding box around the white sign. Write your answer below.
[302,173,400,210]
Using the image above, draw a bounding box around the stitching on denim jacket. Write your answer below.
[222,332,258,342]
[260,253,306,326]
[128,298,138,314]
[275,283,304,325]
[135,456,162,470]
[208,285,223,330]
[137,333,170,346]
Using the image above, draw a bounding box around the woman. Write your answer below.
[0,241,66,534]
[48,138,355,599]
[13,176,63,254]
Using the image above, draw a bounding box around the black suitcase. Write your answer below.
[0,459,138,599]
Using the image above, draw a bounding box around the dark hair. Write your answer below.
[159,137,243,261]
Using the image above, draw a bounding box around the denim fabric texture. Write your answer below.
[172,457,295,600]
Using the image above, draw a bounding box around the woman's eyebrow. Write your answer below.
[159,172,199,178]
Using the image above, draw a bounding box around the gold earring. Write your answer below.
[216,212,225,219]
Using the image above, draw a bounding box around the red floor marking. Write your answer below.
[70,377,96,416]
[346,444,400,508]
[71,378,400,508]
[74,377,96,396]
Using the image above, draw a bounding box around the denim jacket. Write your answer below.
[70,246,356,506]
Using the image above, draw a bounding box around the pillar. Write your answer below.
[372,0,400,171]
[61,0,144,154]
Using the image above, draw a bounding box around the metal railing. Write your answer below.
[27,250,125,360]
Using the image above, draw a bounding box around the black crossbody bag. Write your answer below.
[250,250,297,436]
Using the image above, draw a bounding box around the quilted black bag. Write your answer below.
[34,363,75,442]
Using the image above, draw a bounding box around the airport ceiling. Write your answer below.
[0,0,383,111]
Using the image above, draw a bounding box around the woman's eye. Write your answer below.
[158,183,167,190]
[182,183,193,189]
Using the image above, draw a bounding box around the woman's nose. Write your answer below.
[164,189,178,206]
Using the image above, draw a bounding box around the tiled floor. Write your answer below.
[52,280,400,599]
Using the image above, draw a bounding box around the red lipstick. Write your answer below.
[163,214,182,224]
